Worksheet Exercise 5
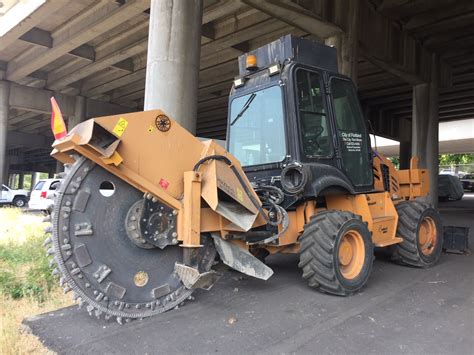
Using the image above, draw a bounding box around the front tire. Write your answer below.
[298,211,374,296]
[12,197,26,208]
[393,201,443,268]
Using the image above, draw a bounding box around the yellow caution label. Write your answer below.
[113,117,128,137]
[236,187,244,203]
[147,125,154,133]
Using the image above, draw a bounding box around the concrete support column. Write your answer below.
[0,81,9,190]
[30,172,40,191]
[144,0,203,134]
[56,161,63,174]
[324,0,359,84]
[69,95,86,130]
[412,55,440,206]
[399,141,411,169]
[18,172,24,189]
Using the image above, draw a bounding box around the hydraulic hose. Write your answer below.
[193,155,289,244]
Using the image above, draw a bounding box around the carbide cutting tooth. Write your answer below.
[116,317,123,325]
[52,268,59,276]
[95,292,104,302]
[78,299,84,309]
[94,309,103,319]
[104,313,112,321]
[49,258,56,267]
[63,286,72,294]
[47,248,55,255]
[61,243,72,251]
[72,292,79,301]
[59,277,65,286]
[70,268,81,275]
[44,225,53,234]
[187,295,195,301]
[42,215,51,223]
[43,237,52,246]
[125,318,131,323]
[86,304,94,315]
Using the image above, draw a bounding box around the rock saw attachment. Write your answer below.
[46,109,283,323]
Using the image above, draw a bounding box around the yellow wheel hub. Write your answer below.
[419,216,437,256]
[338,230,365,280]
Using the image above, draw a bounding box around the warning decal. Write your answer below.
[113,117,128,137]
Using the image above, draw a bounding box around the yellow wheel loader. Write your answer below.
[46,35,442,323]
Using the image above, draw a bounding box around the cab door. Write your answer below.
[328,76,373,187]
[1,185,11,202]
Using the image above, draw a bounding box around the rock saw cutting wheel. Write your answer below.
[47,157,215,323]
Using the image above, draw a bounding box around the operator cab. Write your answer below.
[227,35,373,206]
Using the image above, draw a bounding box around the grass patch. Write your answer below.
[0,207,72,354]
[0,209,56,302]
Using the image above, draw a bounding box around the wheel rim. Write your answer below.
[16,200,24,207]
[418,216,437,255]
[338,230,365,280]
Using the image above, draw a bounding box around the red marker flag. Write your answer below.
[50,97,67,140]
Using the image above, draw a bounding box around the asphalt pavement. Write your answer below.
[24,194,474,354]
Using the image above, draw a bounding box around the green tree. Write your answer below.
[439,153,474,166]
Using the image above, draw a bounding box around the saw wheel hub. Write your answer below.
[138,197,178,249]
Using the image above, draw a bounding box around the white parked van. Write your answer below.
[28,179,62,213]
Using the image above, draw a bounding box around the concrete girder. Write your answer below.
[7,82,132,121]
[203,0,247,24]
[21,118,52,134]
[8,112,42,126]
[405,1,474,34]
[0,0,70,49]
[85,68,147,98]
[47,38,148,90]
[47,2,250,93]
[7,131,50,149]
[201,19,286,57]
[241,0,342,39]
[6,0,150,82]
[376,0,456,19]
[111,80,145,100]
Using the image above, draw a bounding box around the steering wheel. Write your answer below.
[303,125,324,153]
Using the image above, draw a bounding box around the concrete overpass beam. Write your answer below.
[69,96,87,130]
[412,54,440,206]
[0,81,10,188]
[144,0,203,134]
[325,0,360,83]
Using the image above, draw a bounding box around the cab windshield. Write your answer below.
[228,86,286,167]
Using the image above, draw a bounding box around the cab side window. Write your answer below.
[296,70,332,157]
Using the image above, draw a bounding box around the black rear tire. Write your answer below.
[13,197,27,208]
[392,201,443,268]
[298,210,374,296]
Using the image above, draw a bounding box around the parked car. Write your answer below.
[0,184,30,207]
[28,179,62,213]
[438,174,464,201]
[460,174,474,191]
